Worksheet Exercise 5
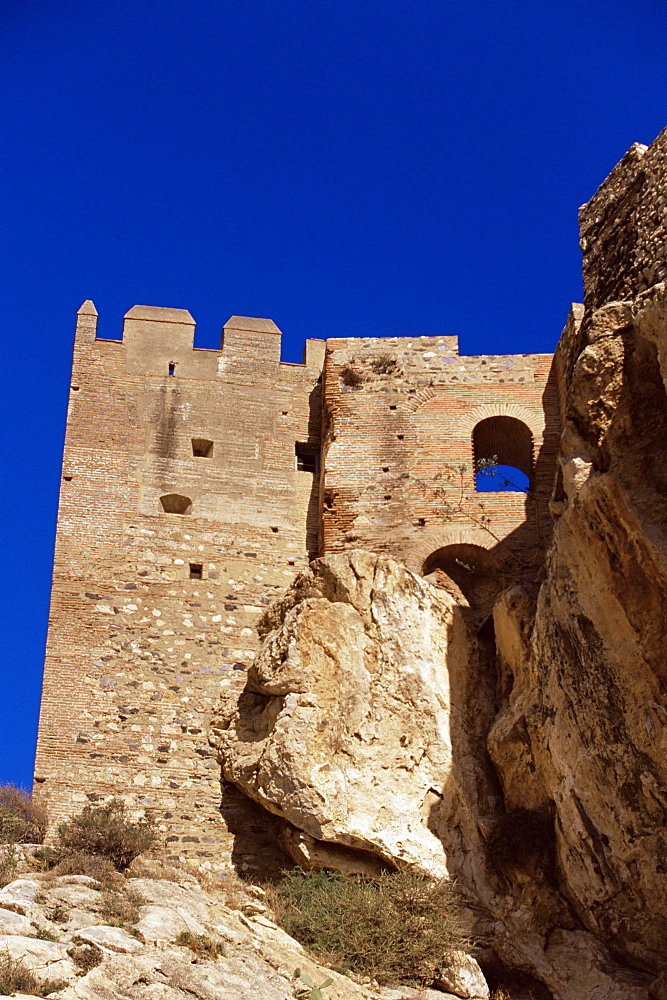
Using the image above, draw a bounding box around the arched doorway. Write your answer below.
[472,416,533,492]
[423,542,502,612]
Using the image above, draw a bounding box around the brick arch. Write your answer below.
[400,524,496,574]
[454,402,544,439]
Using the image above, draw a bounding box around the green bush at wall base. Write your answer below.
[56,799,156,870]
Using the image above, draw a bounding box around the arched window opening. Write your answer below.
[472,416,533,493]
[160,493,192,515]
[423,543,501,609]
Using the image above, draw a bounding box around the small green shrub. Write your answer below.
[50,904,68,924]
[369,354,398,375]
[33,846,59,869]
[56,799,156,870]
[0,950,67,996]
[31,928,58,942]
[176,931,225,960]
[294,968,333,999]
[0,785,48,844]
[340,365,363,387]
[272,868,468,987]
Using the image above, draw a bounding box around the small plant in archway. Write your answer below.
[414,456,541,567]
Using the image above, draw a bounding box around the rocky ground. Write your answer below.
[0,850,490,1000]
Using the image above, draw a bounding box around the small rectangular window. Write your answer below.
[189,563,203,580]
[192,438,214,458]
[168,363,176,376]
[295,442,319,473]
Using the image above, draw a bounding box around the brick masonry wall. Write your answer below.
[34,303,324,874]
[35,128,667,874]
[321,335,561,576]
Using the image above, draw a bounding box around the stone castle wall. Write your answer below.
[579,126,667,312]
[34,303,324,872]
[320,335,560,576]
[35,306,564,867]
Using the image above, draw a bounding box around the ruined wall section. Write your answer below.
[321,335,560,576]
[580,127,667,311]
[34,303,324,870]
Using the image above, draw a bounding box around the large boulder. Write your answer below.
[211,549,497,883]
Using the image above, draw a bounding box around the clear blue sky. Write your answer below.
[1,0,666,788]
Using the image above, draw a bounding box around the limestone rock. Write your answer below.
[213,549,651,998]
[0,863,401,1000]
[434,951,490,998]
[212,549,498,883]
[77,924,144,954]
[135,903,207,942]
[489,283,667,985]
[0,934,77,982]
[0,878,40,915]
[0,906,33,935]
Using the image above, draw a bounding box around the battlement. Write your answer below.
[74,302,325,378]
[326,334,552,386]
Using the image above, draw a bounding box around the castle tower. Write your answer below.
[34,304,324,868]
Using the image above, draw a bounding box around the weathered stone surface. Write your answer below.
[0,878,40,915]
[0,934,77,982]
[0,863,420,1000]
[0,906,33,935]
[434,951,489,998]
[215,543,660,998]
[135,904,207,943]
[77,924,145,954]
[489,283,667,978]
[212,549,497,882]
[58,875,101,888]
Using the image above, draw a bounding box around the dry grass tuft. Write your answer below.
[100,886,144,931]
[0,950,67,996]
[176,931,225,961]
[54,851,121,884]
[68,942,103,973]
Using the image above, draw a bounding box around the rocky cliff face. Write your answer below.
[486,132,667,989]
[488,288,667,984]
[211,550,498,886]
[212,548,659,999]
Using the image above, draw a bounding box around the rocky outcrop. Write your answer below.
[486,134,667,993]
[0,869,473,1000]
[488,284,667,982]
[210,129,667,1000]
[211,550,498,886]
[213,550,655,1000]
